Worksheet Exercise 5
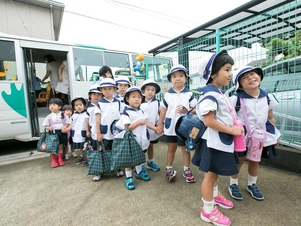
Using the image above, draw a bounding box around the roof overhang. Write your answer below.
[149,0,298,55]
[15,0,65,41]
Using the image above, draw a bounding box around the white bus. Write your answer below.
[0,33,172,142]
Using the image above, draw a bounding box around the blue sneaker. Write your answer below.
[246,184,264,200]
[135,170,151,181]
[229,184,243,200]
[125,177,135,190]
[146,161,161,171]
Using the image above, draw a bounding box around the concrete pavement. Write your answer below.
[0,141,300,226]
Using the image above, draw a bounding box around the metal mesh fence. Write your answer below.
[156,0,301,150]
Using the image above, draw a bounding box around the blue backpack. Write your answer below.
[175,88,206,151]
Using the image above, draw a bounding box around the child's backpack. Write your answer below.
[175,89,206,152]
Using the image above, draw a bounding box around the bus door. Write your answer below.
[23,48,40,137]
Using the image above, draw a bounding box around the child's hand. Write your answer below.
[97,133,103,141]
[138,119,146,125]
[86,131,91,138]
[156,126,163,135]
[232,125,244,136]
[155,126,161,135]
[176,104,183,113]
[47,126,53,131]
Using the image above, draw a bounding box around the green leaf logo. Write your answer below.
[2,83,27,118]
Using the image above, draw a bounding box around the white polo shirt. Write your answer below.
[229,89,280,146]
[196,85,235,153]
[71,111,87,143]
[86,102,100,140]
[119,106,150,150]
[140,97,161,141]
[162,87,197,136]
[98,97,121,140]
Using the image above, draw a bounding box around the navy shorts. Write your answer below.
[53,130,68,145]
[150,139,159,144]
[164,135,185,146]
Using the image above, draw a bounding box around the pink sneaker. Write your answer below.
[201,207,231,226]
[213,192,234,209]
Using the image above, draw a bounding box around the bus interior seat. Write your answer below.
[89,72,99,81]
[36,82,51,105]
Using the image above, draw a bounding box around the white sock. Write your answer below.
[135,165,142,174]
[202,198,214,213]
[125,170,132,178]
[166,166,172,170]
[213,185,219,197]
[184,166,190,171]
[247,174,257,186]
[230,177,238,185]
[148,159,153,163]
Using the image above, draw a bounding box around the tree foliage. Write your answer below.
[262,31,301,64]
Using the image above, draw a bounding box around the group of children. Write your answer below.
[42,58,280,225]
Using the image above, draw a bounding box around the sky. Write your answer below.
[58,0,251,54]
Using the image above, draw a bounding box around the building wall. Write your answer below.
[0,0,53,40]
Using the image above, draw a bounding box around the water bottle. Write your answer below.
[185,139,194,153]
[233,120,246,152]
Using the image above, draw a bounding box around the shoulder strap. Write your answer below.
[157,99,160,115]
[235,97,241,112]
[240,98,251,136]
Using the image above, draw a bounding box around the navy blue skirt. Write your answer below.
[191,139,239,176]
[91,139,113,151]
[72,142,85,150]
[237,145,277,160]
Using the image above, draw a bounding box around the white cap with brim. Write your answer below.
[71,96,87,106]
[88,84,101,93]
[141,79,161,94]
[99,78,118,89]
[167,64,189,82]
[123,86,143,106]
[232,66,264,91]
[116,75,131,86]
[199,50,227,85]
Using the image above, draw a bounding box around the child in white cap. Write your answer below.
[228,66,280,201]
[192,50,241,226]
[115,75,131,113]
[140,79,162,172]
[70,97,87,159]
[92,78,124,181]
[157,64,197,183]
[76,84,102,165]
[118,86,158,190]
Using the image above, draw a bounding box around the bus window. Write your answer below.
[0,40,17,81]
[132,55,172,82]
[73,48,104,81]
[103,51,130,76]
